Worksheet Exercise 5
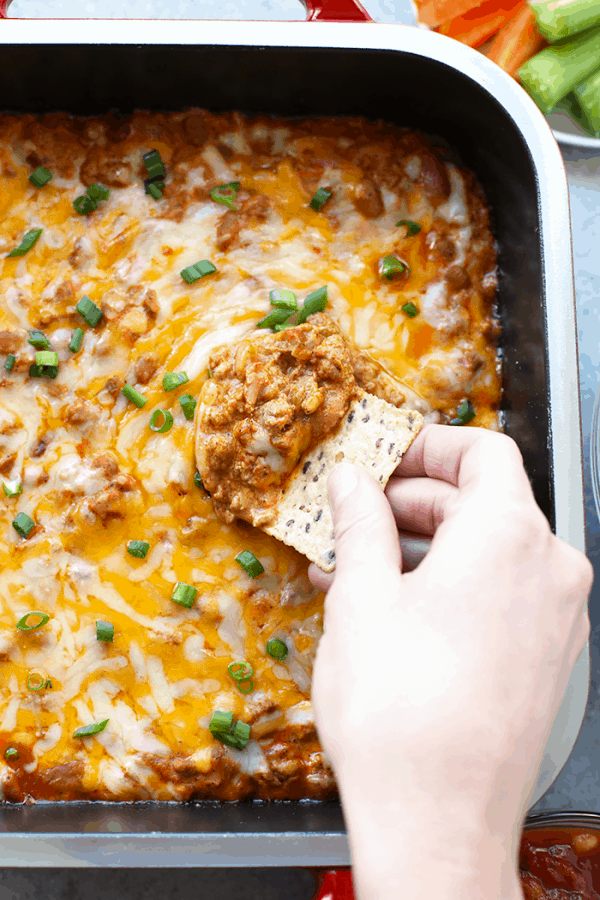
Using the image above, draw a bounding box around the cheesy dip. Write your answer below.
[0,109,501,801]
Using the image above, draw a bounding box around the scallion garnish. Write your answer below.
[180,260,217,284]
[380,255,406,280]
[450,400,476,426]
[179,394,197,421]
[69,328,84,353]
[4,354,15,372]
[127,540,150,559]
[309,187,332,211]
[86,183,110,202]
[209,710,234,735]
[8,229,42,258]
[402,302,418,318]
[228,661,254,681]
[5,747,18,760]
[35,351,59,368]
[29,166,52,188]
[29,363,58,379]
[143,150,166,181]
[27,671,47,691]
[73,719,109,739]
[269,289,298,311]
[16,611,49,631]
[28,330,50,350]
[210,181,240,211]
[194,471,204,490]
[73,195,98,215]
[76,295,103,328]
[171,581,197,609]
[209,711,250,750]
[296,286,328,325]
[256,308,293,330]
[12,512,35,539]
[149,409,174,433]
[266,638,288,660]
[234,550,264,578]
[96,621,114,643]
[3,481,23,498]
[162,371,189,391]
[122,384,147,408]
[396,219,421,235]
[145,181,164,200]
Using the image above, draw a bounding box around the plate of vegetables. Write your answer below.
[415,0,600,146]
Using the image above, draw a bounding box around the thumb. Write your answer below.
[328,462,401,579]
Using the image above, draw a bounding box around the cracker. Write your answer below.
[263,390,423,572]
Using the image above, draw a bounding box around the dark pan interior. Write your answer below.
[0,43,551,837]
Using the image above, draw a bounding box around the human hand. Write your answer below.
[309,424,593,900]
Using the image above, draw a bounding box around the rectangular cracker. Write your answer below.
[264,390,423,572]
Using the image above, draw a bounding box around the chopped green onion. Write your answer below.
[8,229,42,258]
[27,671,47,691]
[209,711,250,750]
[228,660,254,681]
[180,260,217,284]
[171,581,197,609]
[35,351,59,367]
[122,384,147,408]
[73,719,109,739]
[228,720,251,750]
[127,540,150,559]
[162,371,189,391]
[234,550,264,578]
[29,364,58,379]
[237,679,254,693]
[266,638,288,660]
[73,195,98,215]
[69,328,84,353]
[146,182,163,201]
[16,611,49,631]
[3,481,22,498]
[269,289,298,311]
[12,512,35,539]
[96,621,114,643]
[29,166,52,188]
[450,400,476,426]
[402,302,418,318]
[209,710,234,734]
[5,747,18,760]
[210,181,240,211]
[4,354,15,372]
[257,308,293,330]
[143,150,166,181]
[45,680,52,689]
[76,295,103,328]
[396,219,421,235]
[380,255,406,280]
[149,409,174,433]
[194,471,205,490]
[28,330,50,350]
[179,394,197,421]
[86,183,110,202]
[309,187,332,211]
[296,286,328,325]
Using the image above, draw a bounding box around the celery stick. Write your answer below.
[532,0,600,42]
[574,67,600,135]
[518,26,600,115]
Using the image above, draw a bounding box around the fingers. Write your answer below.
[309,563,334,593]
[308,531,431,591]
[386,475,458,535]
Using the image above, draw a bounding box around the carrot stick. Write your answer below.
[438,0,525,48]
[417,0,487,30]
[485,5,547,77]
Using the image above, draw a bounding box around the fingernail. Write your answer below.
[328,463,359,508]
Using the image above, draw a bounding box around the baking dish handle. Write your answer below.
[0,0,372,19]
[311,869,356,899]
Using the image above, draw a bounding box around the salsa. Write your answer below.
[519,827,600,899]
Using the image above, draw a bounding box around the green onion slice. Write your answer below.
[96,620,114,642]
[4,354,15,372]
[35,351,59,367]
[396,219,421,235]
[8,229,43,258]
[45,680,53,689]
[127,540,150,559]
[179,394,197,421]
[12,512,35,539]
[16,611,50,631]
[209,711,250,750]
[180,260,217,284]
[86,183,110,202]
[237,679,254,694]
[256,308,293,330]
[29,364,58,379]
[451,400,476,426]
[171,581,197,609]
[194,471,206,491]
[162,371,189,391]
[380,255,406,280]
[76,295,103,327]
[27,671,47,691]
[73,195,98,215]
[5,747,18,760]
[296,286,328,325]
[209,710,234,735]
[266,638,288,660]
[309,187,332,211]
[69,328,84,353]
[28,330,50,350]
[73,719,109,739]
[210,181,240,211]
[149,409,174,433]
[146,182,163,201]
[29,166,52,188]
[402,302,418,318]
[234,550,264,578]
[3,481,22,498]
[122,384,147,408]
[269,289,298,311]
[228,660,254,681]
[143,150,166,181]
